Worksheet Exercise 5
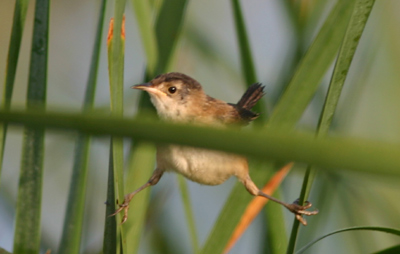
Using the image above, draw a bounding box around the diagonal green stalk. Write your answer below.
[106,0,127,253]
[0,0,30,186]
[12,0,50,253]
[267,0,356,130]
[58,0,107,253]
[286,1,376,253]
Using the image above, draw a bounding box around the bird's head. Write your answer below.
[132,72,205,120]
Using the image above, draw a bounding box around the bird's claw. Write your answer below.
[286,199,319,226]
[109,198,130,225]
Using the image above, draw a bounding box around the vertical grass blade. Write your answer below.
[267,0,356,130]
[124,142,156,254]
[131,0,158,74]
[58,0,107,253]
[12,0,50,253]
[2,0,29,107]
[154,0,188,74]
[0,0,30,185]
[230,0,266,120]
[230,0,257,85]
[286,1,376,253]
[177,175,199,253]
[103,146,118,253]
[106,1,127,252]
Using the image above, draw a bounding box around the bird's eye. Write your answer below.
[168,86,177,94]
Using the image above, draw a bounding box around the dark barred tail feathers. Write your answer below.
[235,83,265,122]
[237,83,265,110]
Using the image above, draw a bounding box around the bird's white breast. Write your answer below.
[156,145,247,185]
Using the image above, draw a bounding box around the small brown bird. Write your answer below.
[112,72,318,225]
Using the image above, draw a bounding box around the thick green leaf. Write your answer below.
[287,1,376,252]
[13,0,50,253]
[58,0,107,253]
[296,227,400,254]
[1,110,400,177]
[0,0,30,184]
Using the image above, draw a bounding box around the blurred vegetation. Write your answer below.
[1,0,400,254]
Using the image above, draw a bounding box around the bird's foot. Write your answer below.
[109,197,130,224]
[285,199,319,226]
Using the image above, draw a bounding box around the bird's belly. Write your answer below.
[156,145,247,185]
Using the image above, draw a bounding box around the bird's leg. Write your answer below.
[110,168,163,224]
[242,175,318,226]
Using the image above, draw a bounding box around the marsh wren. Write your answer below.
[112,72,318,225]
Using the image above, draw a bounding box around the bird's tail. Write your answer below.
[236,83,265,110]
[235,83,265,122]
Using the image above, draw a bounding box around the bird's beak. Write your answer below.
[131,82,151,90]
[131,83,167,97]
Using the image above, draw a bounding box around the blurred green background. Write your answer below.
[1,0,400,253]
